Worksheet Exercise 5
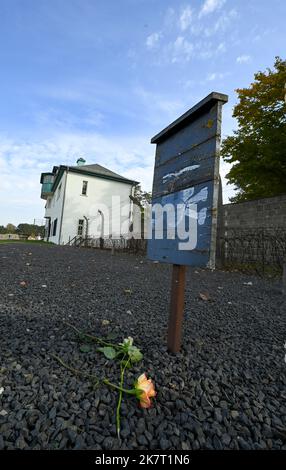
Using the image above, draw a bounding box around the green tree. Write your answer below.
[17,223,45,237]
[131,185,152,208]
[129,185,151,238]
[221,57,286,202]
[6,223,16,233]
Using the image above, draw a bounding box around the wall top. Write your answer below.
[151,92,228,145]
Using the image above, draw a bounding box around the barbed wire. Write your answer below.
[219,227,286,276]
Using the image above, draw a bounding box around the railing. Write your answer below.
[66,235,84,247]
[66,236,147,254]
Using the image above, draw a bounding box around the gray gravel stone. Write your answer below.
[159,437,170,450]
[213,435,223,450]
[0,244,285,451]
[137,435,148,446]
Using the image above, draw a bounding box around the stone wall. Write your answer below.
[220,194,286,268]
[223,194,286,230]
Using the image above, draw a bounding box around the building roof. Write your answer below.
[41,163,139,196]
[69,163,138,184]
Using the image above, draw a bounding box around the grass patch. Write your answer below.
[0,239,54,245]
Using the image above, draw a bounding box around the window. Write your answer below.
[78,219,84,236]
[82,180,88,196]
[53,219,58,236]
[57,183,62,200]
[46,219,51,238]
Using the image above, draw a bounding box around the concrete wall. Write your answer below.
[220,194,286,266]
[222,194,286,231]
[0,234,20,240]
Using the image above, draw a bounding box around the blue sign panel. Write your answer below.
[147,92,228,268]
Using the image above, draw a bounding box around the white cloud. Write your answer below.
[179,6,193,31]
[207,72,227,81]
[203,9,238,36]
[146,32,162,49]
[194,40,226,60]
[236,54,251,64]
[199,0,226,17]
[0,131,154,225]
[164,7,176,28]
[171,36,194,63]
[134,86,185,123]
[157,35,227,65]
[216,42,226,53]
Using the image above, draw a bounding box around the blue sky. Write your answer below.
[0,0,285,225]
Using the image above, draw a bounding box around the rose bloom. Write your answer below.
[135,373,156,408]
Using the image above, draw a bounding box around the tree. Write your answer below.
[131,185,152,208]
[221,57,286,203]
[6,223,16,233]
[129,185,152,238]
[17,223,45,237]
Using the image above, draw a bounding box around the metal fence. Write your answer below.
[70,229,286,277]
[78,236,147,255]
[220,228,286,275]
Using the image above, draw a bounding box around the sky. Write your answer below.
[0,0,285,226]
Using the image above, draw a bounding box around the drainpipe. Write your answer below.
[129,183,138,237]
[83,215,89,247]
[98,210,104,249]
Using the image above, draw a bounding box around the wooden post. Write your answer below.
[167,264,187,353]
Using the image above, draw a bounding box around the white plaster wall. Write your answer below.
[44,173,66,244]
[59,172,134,244]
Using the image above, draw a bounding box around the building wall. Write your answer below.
[59,172,135,244]
[44,172,66,244]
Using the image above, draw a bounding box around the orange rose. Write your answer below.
[135,373,156,408]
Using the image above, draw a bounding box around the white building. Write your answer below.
[40,160,139,245]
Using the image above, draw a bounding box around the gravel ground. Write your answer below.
[0,243,285,451]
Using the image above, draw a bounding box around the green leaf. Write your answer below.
[80,344,92,353]
[106,331,118,340]
[121,359,132,368]
[78,332,92,343]
[221,57,286,202]
[127,346,143,363]
[97,346,117,360]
